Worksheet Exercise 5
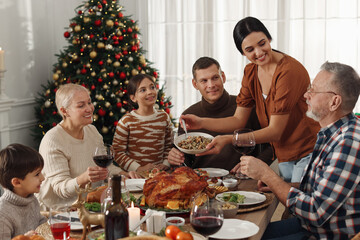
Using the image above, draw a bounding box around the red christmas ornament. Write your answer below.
[131,20,135,23]
[98,60,104,66]
[98,4,102,9]
[118,36,124,41]
[89,9,93,13]
[52,111,57,115]
[114,21,118,26]
[91,85,96,90]
[122,29,126,33]
[64,31,70,38]
[103,36,108,41]
[94,19,102,26]
[113,41,119,45]
[40,109,45,115]
[118,12,123,18]
[90,34,94,39]
[153,71,158,78]
[160,101,164,106]
[138,66,141,71]
[109,72,114,78]
[114,121,118,126]
[115,54,121,60]
[165,103,168,107]
[123,89,128,94]
[133,34,138,39]
[70,22,77,27]
[131,45,137,52]
[127,27,133,33]
[98,109,106,116]
[78,10,83,15]
[102,0,107,4]
[81,83,86,87]
[168,101,172,105]
[165,108,170,114]
[122,50,128,55]
[112,36,117,40]
[120,72,126,79]
[52,122,57,127]
[116,102,122,108]
[98,78,103,83]
[81,68,87,74]
[80,48,84,52]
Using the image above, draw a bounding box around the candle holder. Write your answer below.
[0,69,8,99]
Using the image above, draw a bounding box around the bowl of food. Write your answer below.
[174,132,214,155]
[221,202,238,218]
[222,178,238,189]
[166,216,185,227]
[207,177,222,186]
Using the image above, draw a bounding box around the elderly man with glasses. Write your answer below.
[234,61,360,239]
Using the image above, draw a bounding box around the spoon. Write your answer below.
[181,119,188,138]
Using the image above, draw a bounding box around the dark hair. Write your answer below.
[320,61,360,111]
[0,144,44,191]
[233,17,272,55]
[126,74,155,109]
[192,57,221,79]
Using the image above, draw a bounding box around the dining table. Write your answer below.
[37,177,279,240]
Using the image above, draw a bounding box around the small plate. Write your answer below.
[209,219,259,239]
[126,179,146,192]
[199,168,229,178]
[216,191,266,206]
[174,132,214,155]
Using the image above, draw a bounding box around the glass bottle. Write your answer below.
[101,176,113,213]
[105,174,129,239]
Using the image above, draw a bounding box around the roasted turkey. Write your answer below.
[143,167,213,208]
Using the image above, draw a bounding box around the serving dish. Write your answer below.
[174,132,214,154]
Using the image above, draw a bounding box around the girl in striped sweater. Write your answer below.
[113,74,173,173]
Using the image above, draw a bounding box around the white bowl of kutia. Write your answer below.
[174,132,214,155]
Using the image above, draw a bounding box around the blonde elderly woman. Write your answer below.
[36,83,138,209]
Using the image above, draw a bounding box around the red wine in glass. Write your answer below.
[93,144,114,168]
[93,155,114,168]
[191,216,223,236]
[233,143,255,155]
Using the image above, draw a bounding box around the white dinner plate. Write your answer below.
[174,132,214,155]
[125,179,146,192]
[200,168,229,178]
[191,232,206,240]
[50,211,97,231]
[209,219,259,239]
[216,191,266,206]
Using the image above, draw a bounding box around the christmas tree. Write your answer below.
[32,0,174,145]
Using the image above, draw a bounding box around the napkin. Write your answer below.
[145,209,166,234]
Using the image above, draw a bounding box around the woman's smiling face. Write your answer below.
[241,31,272,66]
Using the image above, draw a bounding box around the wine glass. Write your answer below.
[190,193,224,239]
[49,206,71,240]
[93,144,114,168]
[232,128,256,179]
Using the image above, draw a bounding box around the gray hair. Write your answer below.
[55,83,89,119]
[320,61,360,112]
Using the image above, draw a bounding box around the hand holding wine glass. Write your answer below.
[232,128,256,179]
[93,144,114,168]
[190,193,224,239]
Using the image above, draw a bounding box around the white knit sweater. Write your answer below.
[0,189,47,239]
[36,123,124,209]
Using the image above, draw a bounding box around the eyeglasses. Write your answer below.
[306,84,338,96]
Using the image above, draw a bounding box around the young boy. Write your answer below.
[0,144,47,239]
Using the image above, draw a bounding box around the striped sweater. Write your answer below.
[113,109,173,171]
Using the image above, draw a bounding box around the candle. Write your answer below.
[127,201,140,231]
[0,47,4,71]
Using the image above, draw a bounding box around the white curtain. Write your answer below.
[142,0,360,120]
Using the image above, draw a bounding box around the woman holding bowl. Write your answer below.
[36,83,138,209]
[181,17,320,183]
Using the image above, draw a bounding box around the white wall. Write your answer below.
[0,0,139,149]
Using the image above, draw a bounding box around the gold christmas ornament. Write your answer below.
[105,102,111,108]
[44,100,51,108]
[124,64,129,68]
[109,111,114,117]
[106,20,114,27]
[124,80,129,85]
[107,58,112,64]
[102,73,107,78]
[128,57,133,62]
[62,62,68,68]
[97,94,103,100]
[91,71,96,77]
[76,69,81,74]
[134,25,139,31]
[113,61,120,67]
[46,89,50,95]
[56,70,61,74]
[89,51,97,58]
[88,44,92,49]
[130,40,135,46]
[74,25,81,32]
[118,92,123,97]
[83,17,90,23]
[139,55,146,65]
[105,44,113,50]
[103,84,109,89]
[97,42,105,49]
[100,68,106,72]
[120,108,126,113]
[53,73,59,80]
[93,114,98,121]
[112,80,118,85]
[102,126,109,134]
[86,63,91,68]
[140,70,145,74]
[131,69,139,76]
[72,39,78,45]
[72,54,79,60]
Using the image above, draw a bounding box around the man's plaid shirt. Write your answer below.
[287,113,360,239]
